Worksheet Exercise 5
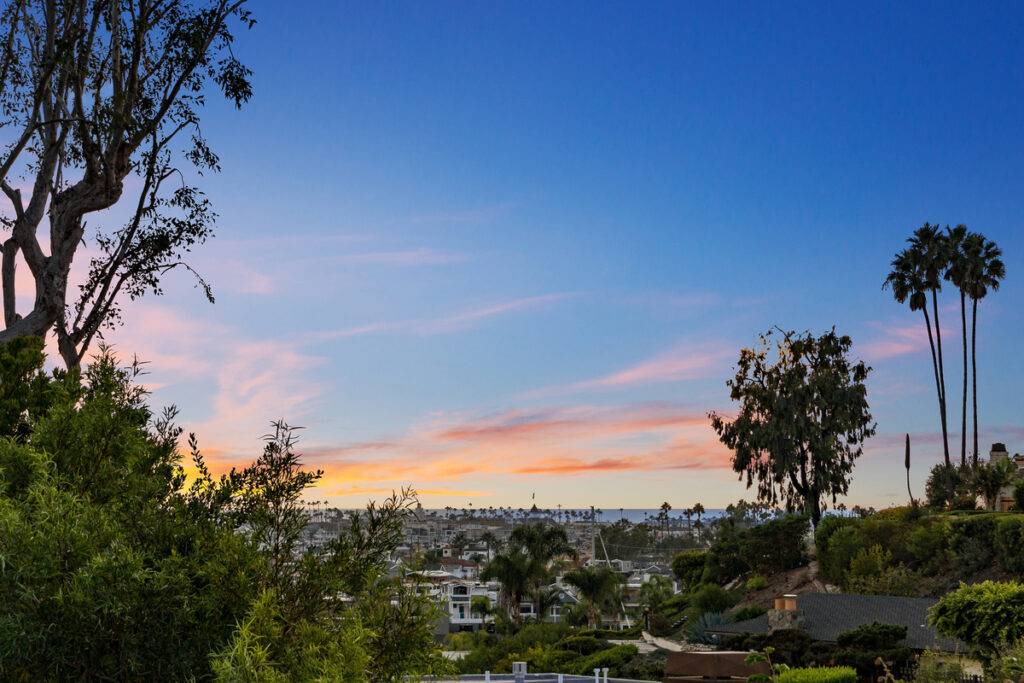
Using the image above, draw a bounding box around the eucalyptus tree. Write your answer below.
[0,0,254,368]
[709,328,875,526]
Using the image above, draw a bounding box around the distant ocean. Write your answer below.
[417,508,728,525]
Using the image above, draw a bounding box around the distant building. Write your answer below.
[989,443,1024,511]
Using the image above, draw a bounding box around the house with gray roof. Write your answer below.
[710,592,963,652]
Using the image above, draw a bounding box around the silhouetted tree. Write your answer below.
[710,328,876,525]
[0,0,255,368]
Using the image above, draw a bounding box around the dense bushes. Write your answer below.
[722,622,911,679]
[777,666,856,683]
[0,343,444,681]
[675,514,808,587]
[995,517,1024,574]
[671,550,707,591]
[454,624,648,677]
[930,581,1024,657]
[815,509,1024,596]
[692,583,737,614]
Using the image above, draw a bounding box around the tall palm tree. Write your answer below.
[480,549,533,624]
[508,523,577,622]
[564,565,621,628]
[945,224,970,466]
[961,233,1006,463]
[885,227,951,466]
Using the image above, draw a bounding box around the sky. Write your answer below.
[87,1,1024,510]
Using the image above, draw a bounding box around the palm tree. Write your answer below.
[658,501,672,532]
[564,565,621,628]
[885,226,951,466]
[480,549,533,624]
[683,507,693,534]
[692,502,705,542]
[945,224,970,466]
[508,523,577,623]
[960,233,1006,464]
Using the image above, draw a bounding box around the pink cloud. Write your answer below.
[860,322,929,361]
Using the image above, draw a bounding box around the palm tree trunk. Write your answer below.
[932,289,950,466]
[922,306,950,467]
[971,298,979,465]
[960,289,968,466]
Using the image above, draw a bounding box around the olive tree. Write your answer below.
[0,0,253,367]
[710,328,876,526]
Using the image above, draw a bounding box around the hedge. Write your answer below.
[777,666,856,683]
[996,517,1024,574]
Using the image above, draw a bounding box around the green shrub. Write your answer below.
[701,521,748,584]
[817,522,862,585]
[948,515,998,576]
[996,516,1024,574]
[571,645,637,675]
[930,580,1024,657]
[987,638,1024,681]
[913,651,966,683]
[671,550,707,590]
[914,651,965,683]
[777,666,856,683]
[559,635,607,655]
[1014,483,1024,513]
[739,514,809,574]
[926,463,973,509]
[906,519,952,575]
[835,622,907,648]
[720,629,814,668]
[692,583,736,614]
[745,574,767,591]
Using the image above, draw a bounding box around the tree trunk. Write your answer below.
[971,298,979,465]
[959,290,968,466]
[924,300,950,466]
[932,289,950,465]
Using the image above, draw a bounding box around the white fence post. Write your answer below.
[601,667,609,683]
[593,668,600,683]
[485,672,490,683]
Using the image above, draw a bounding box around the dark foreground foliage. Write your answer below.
[0,339,444,681]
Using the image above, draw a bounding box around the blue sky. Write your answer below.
[108,1,1024,509]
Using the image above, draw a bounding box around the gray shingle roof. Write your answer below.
[711,593,963,653]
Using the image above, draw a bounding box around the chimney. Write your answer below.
[767,594,804,632]
[991,443,1010,463]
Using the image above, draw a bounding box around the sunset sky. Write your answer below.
[102,1,1024,510]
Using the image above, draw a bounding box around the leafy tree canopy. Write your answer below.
[710,328,875,525]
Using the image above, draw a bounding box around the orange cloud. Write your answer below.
[301,403,733,498]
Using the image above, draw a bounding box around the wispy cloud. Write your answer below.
[525,342,731,398]
[338,247,470,266]
[309,293,576,341]
[414,293,574,334]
